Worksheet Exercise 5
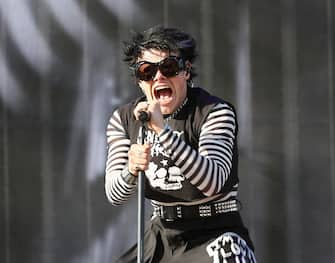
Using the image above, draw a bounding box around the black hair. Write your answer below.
[123,25,198,81]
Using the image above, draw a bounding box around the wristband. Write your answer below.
[121,165,138,185]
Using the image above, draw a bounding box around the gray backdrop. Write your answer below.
[0,0,334,262]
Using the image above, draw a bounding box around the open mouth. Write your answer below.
[154,87,173,101]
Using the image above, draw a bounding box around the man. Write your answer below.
[105,26,257,263]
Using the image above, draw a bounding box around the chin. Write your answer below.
[160,106,173,115]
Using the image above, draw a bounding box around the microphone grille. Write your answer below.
[138,111,150,122]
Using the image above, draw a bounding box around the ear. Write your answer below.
[184,62,192,80]
[184,69,190,81]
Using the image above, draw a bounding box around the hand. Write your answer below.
[134,101,165,134]
[128,143,151,175]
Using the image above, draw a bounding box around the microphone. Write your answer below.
[138,111,150,122]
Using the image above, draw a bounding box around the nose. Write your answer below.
[153,69,166,81]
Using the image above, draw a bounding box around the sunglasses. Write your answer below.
[134,56,185,81]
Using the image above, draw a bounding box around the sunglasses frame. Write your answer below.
[133,56,186,81]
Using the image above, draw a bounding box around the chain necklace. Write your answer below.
[163,97,188,122]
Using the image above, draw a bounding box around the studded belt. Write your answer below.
[153,199,239,221]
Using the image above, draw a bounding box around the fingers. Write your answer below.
[134,101,164,134]
[128,144,151,175]
[134,101,150,121]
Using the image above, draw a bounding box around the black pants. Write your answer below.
[115,212,257,263]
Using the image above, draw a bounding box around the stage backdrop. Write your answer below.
[1,0,334,262]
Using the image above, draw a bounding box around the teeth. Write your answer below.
[155,86,169,91]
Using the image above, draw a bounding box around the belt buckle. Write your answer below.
[160,206,183,221]
[198,204,212,217]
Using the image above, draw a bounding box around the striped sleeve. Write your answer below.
[158,103,236,197]
[105,110,137,206]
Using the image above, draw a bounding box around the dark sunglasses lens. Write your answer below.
[137,63,157,81]
[159,58,180,77]
[136,57,183,80]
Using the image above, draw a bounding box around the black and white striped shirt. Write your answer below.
[105,101,238,206]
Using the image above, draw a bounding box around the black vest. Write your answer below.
[118,87,239,202]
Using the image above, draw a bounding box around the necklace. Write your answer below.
[163,97,188,122]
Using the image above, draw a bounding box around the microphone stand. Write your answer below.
[137,121,146,263]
